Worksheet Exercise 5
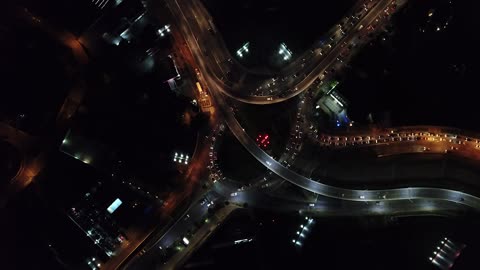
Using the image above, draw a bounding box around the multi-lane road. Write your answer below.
[164,0,480,210]
[124,0,480,268]
[169,0,396,104]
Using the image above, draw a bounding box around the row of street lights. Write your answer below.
[236,42,250,58]
[158,24,171,37]
[278,42,292,61]
[292,216,314,247]
[173,152,189,165]
[236,41,293,61]
[429,237,465,270]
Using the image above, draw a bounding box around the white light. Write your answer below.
[107,198,123,214]
[182,237,190,245]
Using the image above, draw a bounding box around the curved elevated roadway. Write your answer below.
[167,0,480,211]
[205,75,480,210]
[167,0,397,104]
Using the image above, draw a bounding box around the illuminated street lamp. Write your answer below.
[236,42,250,58]
[278,43,292,61]
[173,152,189,165]
[158,24,171,37]
[292,217,314,246]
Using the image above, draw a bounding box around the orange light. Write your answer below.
[196,82,203,93]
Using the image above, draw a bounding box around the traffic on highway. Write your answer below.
[164,0,480,212]
[123,0,480,268]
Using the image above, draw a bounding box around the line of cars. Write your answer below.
[207,126,225,183]
[313,131,465,147]
[249,0,382,99]
[284,100,309,165]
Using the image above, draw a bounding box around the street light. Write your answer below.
[236,42,250,58]
[173,151,190,165]
[158,24,171,37]
[278,43,292,61]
